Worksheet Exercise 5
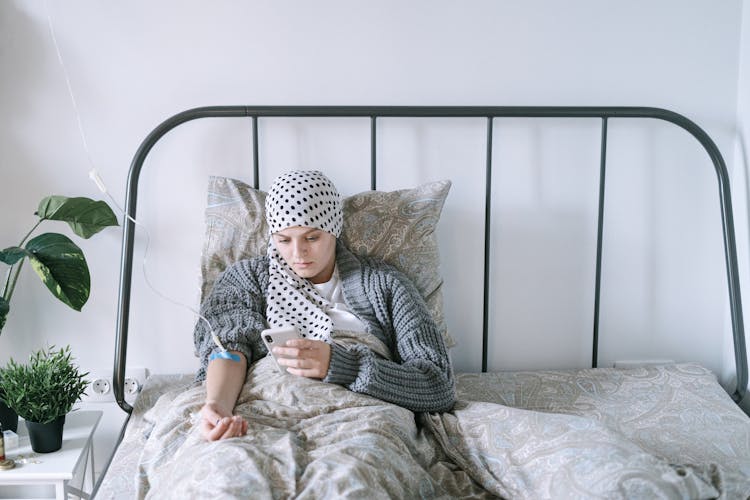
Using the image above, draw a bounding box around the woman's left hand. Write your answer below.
[274,338,331,379]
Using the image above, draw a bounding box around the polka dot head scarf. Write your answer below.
[265,170,343,237]
[264,170,342,341]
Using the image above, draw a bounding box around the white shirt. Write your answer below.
[313,266,367,333]
[313,266,392,360]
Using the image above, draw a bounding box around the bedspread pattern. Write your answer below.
[97,362,750,499]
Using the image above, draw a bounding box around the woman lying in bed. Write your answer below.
[194,170,456,441]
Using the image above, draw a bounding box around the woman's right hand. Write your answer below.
[200,400,248,441]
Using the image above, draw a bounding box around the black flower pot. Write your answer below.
[25,415,66,453]
[0,399,18,433]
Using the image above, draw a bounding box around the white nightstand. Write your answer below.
[0,410,102,500]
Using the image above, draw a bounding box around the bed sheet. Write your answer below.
[96,362,750,499]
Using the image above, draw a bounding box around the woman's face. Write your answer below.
[271,226,337,284]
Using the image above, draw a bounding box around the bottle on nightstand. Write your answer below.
[0,423,15,471]
[2,430,18,452]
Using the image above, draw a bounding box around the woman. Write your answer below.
[194,170,455,441]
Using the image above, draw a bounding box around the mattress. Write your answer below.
[96,362,750,499]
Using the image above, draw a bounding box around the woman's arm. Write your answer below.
[193,258,270,440]
[325,336,455,413]
[200,352,248,441]
[193,258,270,380]
[325,263,456,413]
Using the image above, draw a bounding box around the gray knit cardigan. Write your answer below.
[194,241,456,413]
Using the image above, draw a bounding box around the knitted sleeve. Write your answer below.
[193,257,270,381]
[324,262,456,413]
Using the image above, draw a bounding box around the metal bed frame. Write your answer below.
[111,105,748,414]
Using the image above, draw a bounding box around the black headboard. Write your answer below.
[113,106,748,413]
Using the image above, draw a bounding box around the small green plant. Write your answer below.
[0,196,118,334]
[0,345,89,424]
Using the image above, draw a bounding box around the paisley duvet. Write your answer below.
[97,360,750,499]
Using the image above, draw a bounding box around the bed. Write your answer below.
[95,106,750,499]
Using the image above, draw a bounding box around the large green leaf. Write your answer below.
[37,196,118,239]
[0,246,30,265]
[25,233,90,311]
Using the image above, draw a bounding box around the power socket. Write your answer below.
[124,377,141,395]
[83,367,149,403]
[91,378,111,398]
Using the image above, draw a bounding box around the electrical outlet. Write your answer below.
[82,367,149,404]
[88,378,111,402]
[92,378,111,394]
[124,377,141,395]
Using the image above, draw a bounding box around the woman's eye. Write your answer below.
[277,239,289,244]
[306,237,318,242]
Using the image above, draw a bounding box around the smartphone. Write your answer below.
[261,326,301,371]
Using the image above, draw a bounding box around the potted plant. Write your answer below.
[0,195,116,432]
[0,345,89,453]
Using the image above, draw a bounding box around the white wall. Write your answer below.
[734,0,750,409]
[0,0,746,473]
